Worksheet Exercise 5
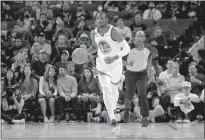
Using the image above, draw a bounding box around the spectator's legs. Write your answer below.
[160,94,171,111]
[1,112,26,124]
[25,98,36,115]
[38,98,48,122]
[149,105,165,122]
[56,96,66,121]
[175,107,185,122]
[70,97,78,116]
[1,113,14,124]
[48,97,55,122]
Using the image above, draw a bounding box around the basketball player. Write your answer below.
[123,31,153,127]
[87,12,130,129]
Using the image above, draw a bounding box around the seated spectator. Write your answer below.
[74,19,90,38]
[76,2,90,19]
[52,20,74,42]
[164,62,185,103]
[186,64,205,97]
[174,82,200,123]
[12,17,31,41]
[31,42,41,60]
[129,13,147,34]
[15,64,25,82]
[31,50,49,79]
[19,1,36,18]
[116,18,132,44]
[150,26,167,58]
[54,50,70,69]
[23,11,35,29]
[2,70,17,93]
[196,49,205,75]
[56,66,78,122]
[157,2,172,19]
[104,1,119,12]
[143,2,162,21]
[1,21,14,49]
[52,34,72,63]
[37,1,49,19]
[159,60,174,82]
[1,3,13,21]
[1,85,26,124]
[11,52,28,73]
[45,9,55,25]
[60,2,76,28]
[9,38,24,60]
[1,63,8,79]
[33,13,49,36]
[78,67,101,120]
[18,65,38,118]
[38,32,52,56]
[38,66,58,122]
[166,1,183,20]
[67,61,81,83]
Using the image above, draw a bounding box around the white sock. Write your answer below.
[111,84,119,111]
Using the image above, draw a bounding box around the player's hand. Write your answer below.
[104,55,119,64]
[104,56,115,64]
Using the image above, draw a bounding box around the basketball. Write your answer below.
[72,48,89,64]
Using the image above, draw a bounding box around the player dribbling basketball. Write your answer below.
[87,12,130,130]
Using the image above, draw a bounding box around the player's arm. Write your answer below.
[87,30,98,55]
[111,27,130,60]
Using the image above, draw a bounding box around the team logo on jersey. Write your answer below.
[98,41,112,54]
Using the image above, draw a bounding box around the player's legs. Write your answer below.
[110,64,123,111]
[97,71,116,121]
[123,70,138,122]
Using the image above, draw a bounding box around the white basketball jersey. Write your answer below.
[94,25,122,70]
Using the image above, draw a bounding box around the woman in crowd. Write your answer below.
[38,66,58,122]
[78,67,101,121]
[2,69,17,94]
[18,65,38,119]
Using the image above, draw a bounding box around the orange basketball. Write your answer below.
[72,48,89,64]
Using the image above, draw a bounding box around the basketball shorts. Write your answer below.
[96,57,123,84]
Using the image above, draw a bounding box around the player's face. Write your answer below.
[134,33,145,44]
[95,13,108,27]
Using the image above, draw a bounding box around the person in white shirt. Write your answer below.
[174,81,200,123]
[143,2,162,21]
[159,60,174,81]
[116,18,132,44]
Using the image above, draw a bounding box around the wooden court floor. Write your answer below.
[1,122,204,140]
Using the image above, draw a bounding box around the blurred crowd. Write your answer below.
[1,1,205,124]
